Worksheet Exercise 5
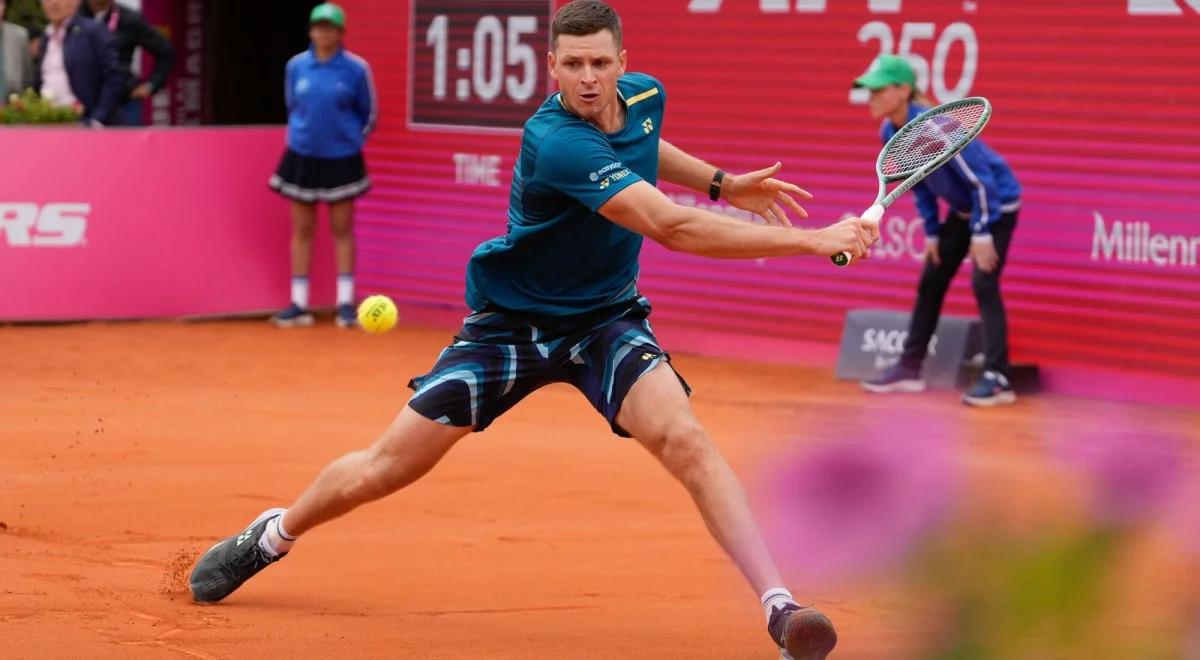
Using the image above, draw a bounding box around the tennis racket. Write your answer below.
[832,96,993,267]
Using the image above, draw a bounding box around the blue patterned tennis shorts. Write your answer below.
[407,296,689,437]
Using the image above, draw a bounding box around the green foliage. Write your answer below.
[0,89,81,124]
[906,522,1186,660]
[924,529,1117,659]
[4,0,48,36]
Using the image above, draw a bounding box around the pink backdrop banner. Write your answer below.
[0,127,336,320]
[337,0,1200,406]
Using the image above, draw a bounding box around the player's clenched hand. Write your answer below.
[722,162,813,227]
[814,216,878,261]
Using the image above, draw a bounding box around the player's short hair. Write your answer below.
[551,0,622,51]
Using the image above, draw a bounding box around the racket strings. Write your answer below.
[882,103,987,178]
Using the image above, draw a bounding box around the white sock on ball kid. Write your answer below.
[291,277,310,310]
[336,274,354,307]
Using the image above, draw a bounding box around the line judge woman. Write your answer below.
[855,55,1022,406]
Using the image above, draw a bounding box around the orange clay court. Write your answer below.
[2,320,1198,659]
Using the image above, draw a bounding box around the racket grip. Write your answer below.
[831,204,885,267]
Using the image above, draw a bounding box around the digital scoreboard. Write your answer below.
[410,0,555,132]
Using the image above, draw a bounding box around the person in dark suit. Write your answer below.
[78,0,174,125]
[32,0,121,126]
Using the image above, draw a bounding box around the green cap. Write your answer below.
[310,3,346,29]
[853,55,916,90]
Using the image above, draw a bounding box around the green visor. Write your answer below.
[853,55,916,90]
[310,3,346,29]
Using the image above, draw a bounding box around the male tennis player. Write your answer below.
[191,2,875,657]
[856,55,1022,406]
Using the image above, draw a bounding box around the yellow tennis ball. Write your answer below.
[357,295,398,334]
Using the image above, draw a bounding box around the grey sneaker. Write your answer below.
[769,602,838,660]
[190,508,287,603]
[861,362,926,394]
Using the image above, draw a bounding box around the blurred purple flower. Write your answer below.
[760,431,959,586]
[1056,429,1184,526]
[1163,477,1200,557]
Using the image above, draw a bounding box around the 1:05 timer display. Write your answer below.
[411,0,553,131]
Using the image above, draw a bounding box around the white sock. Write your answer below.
[336,274,354,306]
[291,276,310,309]
[761,587,797,623]
[258,512,297,557]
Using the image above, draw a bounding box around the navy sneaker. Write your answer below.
[270,303,314,328]
[861,362,926,393]
[335,303,358,329]
[963,370,1016,406]
[190,508,287,603]
[769,602,838,660]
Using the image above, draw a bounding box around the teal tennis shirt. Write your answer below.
[464,73,665,316]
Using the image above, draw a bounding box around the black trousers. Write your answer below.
[900,211,1018,377]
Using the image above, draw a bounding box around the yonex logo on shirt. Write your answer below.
[642,118,654,134]
[597,168,632,190]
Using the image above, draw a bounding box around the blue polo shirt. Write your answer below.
[465,73,666,316]
[285,45,377,159]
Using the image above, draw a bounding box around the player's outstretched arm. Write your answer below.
[658,140,812,226]
[599,180,875,260]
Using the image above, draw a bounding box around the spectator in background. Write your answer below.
[268,3,376,329]
[78,0,173,126]
[1,0,34,102]
[32,0,121,125]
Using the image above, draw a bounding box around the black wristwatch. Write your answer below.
[708,169,726,202]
